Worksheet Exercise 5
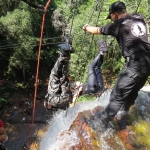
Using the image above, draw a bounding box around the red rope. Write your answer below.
[30,0,52,137]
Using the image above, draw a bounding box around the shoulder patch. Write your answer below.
[131,22,146,37]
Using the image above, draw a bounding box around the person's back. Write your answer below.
[102,12,150,76]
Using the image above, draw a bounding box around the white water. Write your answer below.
[39,87,150,150]
[140,85,150,92]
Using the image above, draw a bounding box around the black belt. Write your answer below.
[126,52,150,62]
[126,52,150,76]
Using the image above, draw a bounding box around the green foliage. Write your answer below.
[0,0,149,86]
[0,85,13,102]
[77,95,96,102]
[0,0,60,82]
[131,121,150,149]
[0,82,28,103]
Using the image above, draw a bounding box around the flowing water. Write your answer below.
[39,87,150,150]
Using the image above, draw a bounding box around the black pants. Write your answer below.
[102,66,148,121]
[47,55,72,108]
[82,53,104,95]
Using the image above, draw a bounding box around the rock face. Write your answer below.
[40,90,150,150]
[55,106,136,150]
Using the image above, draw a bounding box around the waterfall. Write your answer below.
[39,87,150,150]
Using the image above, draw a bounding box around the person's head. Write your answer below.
[107,1,127,22]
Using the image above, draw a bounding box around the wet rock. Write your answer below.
[40,88,150,150]
[55,105,149,149]
[23,136,39,150]
[59,108,102,150]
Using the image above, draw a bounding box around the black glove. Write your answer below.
[57,43,73,51]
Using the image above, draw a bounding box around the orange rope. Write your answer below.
[30,0,52,137]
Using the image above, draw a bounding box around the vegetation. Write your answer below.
[129,121,150,149]
[0,0,150,101]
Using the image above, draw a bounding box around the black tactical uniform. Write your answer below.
[100,13,150,124]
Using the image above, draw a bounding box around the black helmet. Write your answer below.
[107,1,126,19]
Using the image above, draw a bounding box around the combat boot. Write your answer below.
[57,43,74,57]
[115,111,128,130]
[89,115,109,132]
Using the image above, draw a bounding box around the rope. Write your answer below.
[0,41,67,50]
[0,34,94,50]
[70,0,105,108]
[30,0,52,140]
[74,1,99,70]
[69,0,78,37]
[78,0,104,81]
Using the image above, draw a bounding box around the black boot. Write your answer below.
[89,115,109,132]
[57,43,74,57]
[115,111,127,130]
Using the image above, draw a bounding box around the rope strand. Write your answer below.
[30,0,52,141]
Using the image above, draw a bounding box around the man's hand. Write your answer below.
[83,24,89,31]
[70,84,83,108]
[97,40,108,54]
[44,100,52,110]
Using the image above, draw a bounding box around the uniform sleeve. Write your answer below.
[100,23,118,37]
[0,120,4,128]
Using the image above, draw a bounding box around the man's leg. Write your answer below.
[101,70,147,130]
[59,55,73,106]
[91,67,147,131]
[45,43,73,109]
[86,52,104,94]
[115,77,147,129]
[47,58,72,108]
[47,56,70,96]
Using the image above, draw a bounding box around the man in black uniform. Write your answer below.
[83,1,150,131]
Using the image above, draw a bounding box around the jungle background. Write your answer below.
[0,0,150,103]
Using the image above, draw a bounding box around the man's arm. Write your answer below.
[69,86,83,108]
[83,24,101,34]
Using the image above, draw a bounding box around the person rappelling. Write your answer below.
[44,36,107,110]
